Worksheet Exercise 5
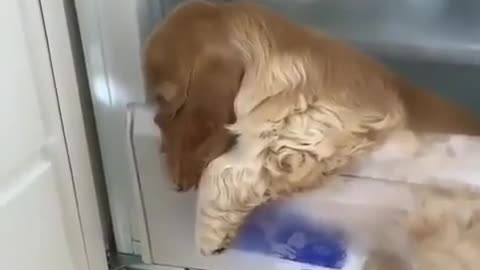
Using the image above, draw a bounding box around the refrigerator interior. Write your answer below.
[75,0,480,269]
[127,104,367,270]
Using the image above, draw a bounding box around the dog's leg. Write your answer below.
[195,135,269,255]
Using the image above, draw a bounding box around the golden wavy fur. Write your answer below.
[143,0,480,260]
[364,187,480,270]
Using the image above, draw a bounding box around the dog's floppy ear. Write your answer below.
[188,48,244,122]
[161,48,244,191]
[143,0,245,190]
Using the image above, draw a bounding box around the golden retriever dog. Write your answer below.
[143,0,480,258]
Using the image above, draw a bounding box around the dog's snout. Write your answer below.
[171,154,202,192]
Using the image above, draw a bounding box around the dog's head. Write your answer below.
[143,1,244,191]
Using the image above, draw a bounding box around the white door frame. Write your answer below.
[73,0,165,254]
[40,0,109,268]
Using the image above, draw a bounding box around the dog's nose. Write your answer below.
[173,164,187,192]
[153,113,162,126]
[179,155,204,191]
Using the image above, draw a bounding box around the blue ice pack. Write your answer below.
[232,200,350,270]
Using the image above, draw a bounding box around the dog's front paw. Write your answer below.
[195,173,243,255]
[196,196,244,256]
[197,221,236,255]
[195,156,262,255]
[195,149,267,256]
